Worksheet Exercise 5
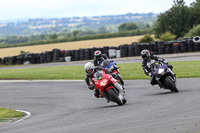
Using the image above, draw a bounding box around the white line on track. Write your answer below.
[14,110,31,123]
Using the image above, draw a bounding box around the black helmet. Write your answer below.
[141,49,150,60]
[94,50,101,59]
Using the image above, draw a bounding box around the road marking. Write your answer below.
[14,110,31,123]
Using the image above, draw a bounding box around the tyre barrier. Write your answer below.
[172,41,180,53]
[180,40,188,53]
[103,46,109,57]
[141,43,148,51]
[187,38,194,52]
[52,48,61,61]
[91,47,97,59]
[120,44,129,57]
[71,50,76,61]
[134,43,141,56]
[158,41,165,54]
[17,54,25,64]
[165,42,172,54]
[193,36,200,51]
[128,44,135,57]
[45,51,53,63]
[109,47,117,58]
[147,43,154,54]
[154,41,159,54]
[2,36,200,65]
[80,49,86,60]
[75,49,80,61]
[85,48,92,60]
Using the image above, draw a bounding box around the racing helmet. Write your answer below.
[84,62,94,76]
[94,50,101,59]
[141,49,150,61]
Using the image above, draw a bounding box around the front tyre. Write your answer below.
[165,76,179,93]
[107,89,123,106]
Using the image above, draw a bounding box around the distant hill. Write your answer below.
[0,13,157,37]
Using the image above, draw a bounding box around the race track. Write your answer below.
[0,79,200,133]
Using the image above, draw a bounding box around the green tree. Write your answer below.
[139,34,155,43]
[190,0,200,25]
[185,24,200,37]
[98,26,108,34]
[72,30,79,40]
[118,22,139,31]
[159,31,177,41]
[49,33,58,40]
[154,0,193,38]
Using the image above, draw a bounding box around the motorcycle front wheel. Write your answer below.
[165,76,179,93]
[107,89,123,106]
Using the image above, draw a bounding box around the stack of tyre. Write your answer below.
[193,36,200,51]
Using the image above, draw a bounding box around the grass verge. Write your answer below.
[0,60,199,80]
[0,107,24,123]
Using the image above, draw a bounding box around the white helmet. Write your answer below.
[84,62,94,76]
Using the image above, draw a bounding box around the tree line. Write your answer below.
[154,0,200,38]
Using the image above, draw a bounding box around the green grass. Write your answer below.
[0,107,24,121]
[0,60,199,80]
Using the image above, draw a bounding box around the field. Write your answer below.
[0,61,199,80]
[0,35,144,58]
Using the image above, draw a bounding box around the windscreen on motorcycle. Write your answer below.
[102,59,113,72]
[102,59,110,67]
[93,71,103,80]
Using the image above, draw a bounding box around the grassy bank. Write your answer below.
[0,60,199,80]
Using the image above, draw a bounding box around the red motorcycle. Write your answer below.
[92,70,126,106]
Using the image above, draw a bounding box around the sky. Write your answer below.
[0,0,196,21]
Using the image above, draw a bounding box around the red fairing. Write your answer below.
[113,70,119,74]
[93,72,115,94]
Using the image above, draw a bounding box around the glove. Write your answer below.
[148,73,152,77]
[163,60,168,64]
[88,84,95,90]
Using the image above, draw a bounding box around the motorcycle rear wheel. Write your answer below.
[165,76,179,93]
[107,89,123,106]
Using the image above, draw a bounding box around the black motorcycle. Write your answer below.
[150,61,178,93]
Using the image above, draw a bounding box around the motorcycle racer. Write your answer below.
[141,49,173,86]
[84,62,123,98]
[93,50,109,66]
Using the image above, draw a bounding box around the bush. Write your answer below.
[185,24,200,37]
[139,34,155,43]
[159,31,176,41]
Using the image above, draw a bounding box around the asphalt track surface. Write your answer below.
[0,52,199,133]
[0,79,200,133]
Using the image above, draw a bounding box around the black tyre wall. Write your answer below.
[85,49,92,60]
[165,42,172,54]
[52,49,61,61]
[187,38,194,52]
[80,49,86,60]
[75,49,80,61]
[158,41,165,54]
[180,40,188,53]
[134,43,141,56]
[120,44,129,57]
[128,44,135,57]
[193,36,200,51]
[147,43,154,53]
[172,41,180,53]
[103,46,109,57]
